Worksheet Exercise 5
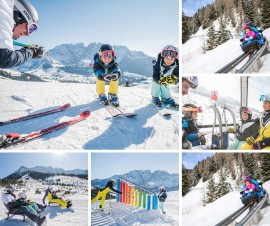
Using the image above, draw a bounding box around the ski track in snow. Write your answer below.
[91,191,179,226]
[0,80,179,150]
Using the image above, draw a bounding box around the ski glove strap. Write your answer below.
[246,136,255,145]
[29,45,46,59]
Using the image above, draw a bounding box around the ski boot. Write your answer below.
[67,202,73,208]
[162,97,179,108]
[99,93,109,105]
[37,216,46,226]
[152,97,161,107]
[108,93,119,107]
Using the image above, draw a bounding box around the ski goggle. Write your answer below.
[259,94,270,102]
[182,106,202,113]
[27,22,38,35]
[161,50,178,59]
[99,50,114,58]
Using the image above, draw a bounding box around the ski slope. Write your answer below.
[0,189,88,226]
[182,27,270,73]
[182,179,270,226]
[0,79,179,150]
[91,191,179,226]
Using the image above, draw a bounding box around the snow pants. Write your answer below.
[12,206,40,222]
[227,138,245,150]
[159,202,164,212]
[96,78,118,95]
[47,193,69,207]
[151,81,171,99]
[91,187,110,208]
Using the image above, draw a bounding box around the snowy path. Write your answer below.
[0,192,88,226]
[0,80,179,150]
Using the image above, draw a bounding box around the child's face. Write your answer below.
[245,28,250,33]
[101,55,113,65]
[241,112,249,121]
[191,111,198,120]
[245,181,250,185]
[164,57,175,66]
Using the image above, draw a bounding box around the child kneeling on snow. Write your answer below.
[158,186,167,214]
[182,103,206,147]
[152,45,179,108]
[227,107,259,150]
[93,44,121,107]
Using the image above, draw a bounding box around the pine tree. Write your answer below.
[216,169,230,198]
[182,164,190,196]
[243,153,255,175]
[216,17,230,45]
[242,0,254,24]
[206,24,218,51]
[182,11,190,44]
[261,0,270,29]
[260,153,270,182]
[206,175,217,203]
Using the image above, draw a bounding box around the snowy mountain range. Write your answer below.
[4,166,88,180]
[14,42,155,83]
[92,170,179,191]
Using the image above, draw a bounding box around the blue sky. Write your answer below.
[182,0,215,16]
[0,153,88,178]
[182,153,214,169]
[19,0,178,57]
[92,153,179,179]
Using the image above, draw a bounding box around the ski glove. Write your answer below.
[246,136,255,145]
[166,75,179,84]
[227,127,236,133]
[29,45,46,59]
[157,77,168,86]
[111,72,120,81]
[98,74,112,82]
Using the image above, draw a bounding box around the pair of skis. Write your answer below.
[0,104,90,149]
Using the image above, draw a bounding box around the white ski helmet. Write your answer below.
[18,192,27,200]
[161,45,179,58]
[13,0,38,34]
[182,76,198,89]
[5,185,15,193]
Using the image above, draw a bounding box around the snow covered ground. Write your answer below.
[182,25,270,73]
[91,191,179,226]
[0,189,88,226]
[182,178,270,226]
[0,79,179,150]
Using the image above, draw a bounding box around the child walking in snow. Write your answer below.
[93,44,121,107]
[158,186,167,214]
[152,45,179,108]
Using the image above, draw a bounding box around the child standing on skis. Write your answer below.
[93,44,121,107]
[152,45,179,108]
[158,186,167,214]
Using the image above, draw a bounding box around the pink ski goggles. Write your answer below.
[161,50,178,59]
[99,50,114,58]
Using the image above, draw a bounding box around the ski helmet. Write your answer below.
[5,185,15,193]
[182,103,202,119]
[99,44,115,58]
[182,76,198,89]
[240,107,252,120]
[161,45,179,59]
[244,24,251,30]
[18,192,27,200]
[13,0,38,34]
[259,94,270,103]
[159,186,165,191]
[109,179,116,185]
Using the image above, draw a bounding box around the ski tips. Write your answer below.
[60,103,71,110]
[80,111,91,118]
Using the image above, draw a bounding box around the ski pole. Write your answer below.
[13,40,31,48]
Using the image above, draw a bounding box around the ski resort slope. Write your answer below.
[91,191,179,226]
[182,180,270,226]
[0,79,179,150]
[182,27,270,73]
[0,190,88,226]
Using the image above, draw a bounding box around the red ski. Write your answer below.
[0,111,90,149]
[0,103,71,126]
